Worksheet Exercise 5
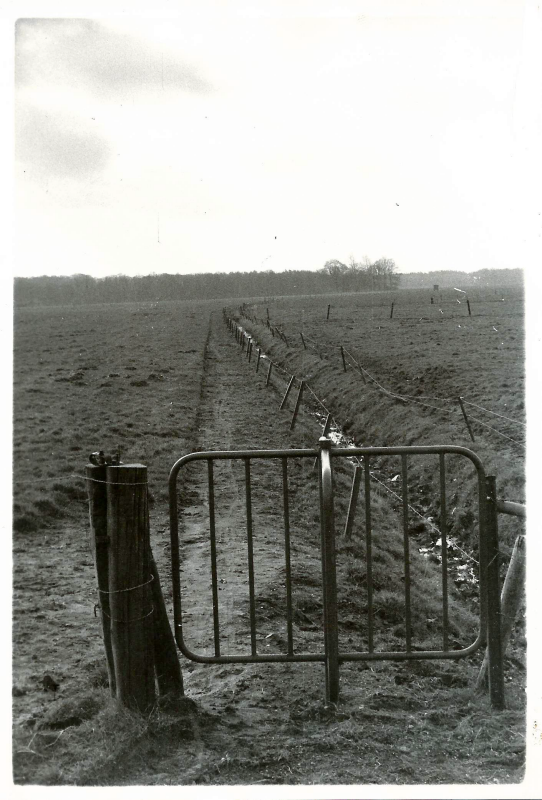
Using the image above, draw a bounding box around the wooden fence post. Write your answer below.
[340,346,347,373]
[256,348,261,372]
[390,302,394,319]
[476,534,525,691]
[280,376,295,410]
[106,464,156,713]
[86,463,116,696]
[344,466,362,538]
[290,381,304,430]
[458,396,476,442]
[326,304,331,320]
[266,360,273,386]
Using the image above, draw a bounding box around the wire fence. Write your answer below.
[228,314,489,568]
[235,307,526,453]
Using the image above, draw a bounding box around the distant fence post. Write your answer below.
[290,380,304,430]
[390,302,395,319]
[280,376,295,410]
[266,360,273,386]
[340,346,347,373]
[106,464,156,713]
[326,304,331,320]
[256,348,261,372]
[344,465,362,538]
[458,396,476,442]
[86,462,116,696]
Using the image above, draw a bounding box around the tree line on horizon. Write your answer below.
[13,263,522,306]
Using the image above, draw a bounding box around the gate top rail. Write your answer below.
[169,443,486,484]
[330,444,486,477]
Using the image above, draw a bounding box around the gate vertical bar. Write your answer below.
[245,459,257,656]
[439,453,449,651]
[319,437,339,703]
[282,458,294,656]
[364,456,374,652]
[401,455,412,652]
[208,459,220,657]
[485,475,505,709]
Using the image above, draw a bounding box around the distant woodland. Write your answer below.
[13,266,523,306]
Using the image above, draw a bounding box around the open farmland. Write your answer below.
[12,293,526,786]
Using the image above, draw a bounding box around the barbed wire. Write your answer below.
[230,315,483,568]
[464,414,525,447]
[462,399,526,427]
[342,347,457,415]
[13,474,149,486]
[237,311,526,447]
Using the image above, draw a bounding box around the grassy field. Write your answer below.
[12,292,527,787]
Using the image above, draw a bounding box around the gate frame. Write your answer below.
[168,438,505,709]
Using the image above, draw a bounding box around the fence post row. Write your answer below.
[224,312,516,711]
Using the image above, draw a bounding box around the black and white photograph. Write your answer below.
[6,0,541,795]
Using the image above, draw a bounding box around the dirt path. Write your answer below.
[154,309,324,674]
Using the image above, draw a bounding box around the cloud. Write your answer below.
[15,103,111,180]
[15,18,213,98]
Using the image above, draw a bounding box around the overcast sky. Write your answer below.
[11,1,541,277]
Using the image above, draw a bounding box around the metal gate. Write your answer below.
[169,437,505,709]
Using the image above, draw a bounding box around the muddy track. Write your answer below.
[160,309,327,671]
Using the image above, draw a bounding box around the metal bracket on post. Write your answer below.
[318,436,339,705]
[485,475,505,710]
